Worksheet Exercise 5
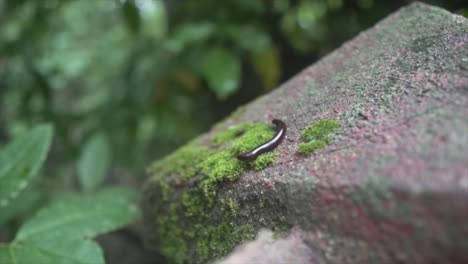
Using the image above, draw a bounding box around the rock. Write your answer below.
[214,229,315,264]
[141,2,468,263]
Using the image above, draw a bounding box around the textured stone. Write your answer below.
[215,229,315,264]
[142,2,468,263]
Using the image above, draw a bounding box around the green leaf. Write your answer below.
[201,47,241,99]
[174,22,214,45]
[16,187,139,242]
[0,245,11,264]
[297,1,326,31]
[251,47,281,90]
[0,124,53,208]
[165,22,215,53]
[122,0,141,33]
[0,187,42,225]
[0,187,140,264]
[228,25,272,52]
[77,133,111,192]
[0,239,104,264]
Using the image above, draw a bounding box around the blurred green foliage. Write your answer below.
[0,0,465,248]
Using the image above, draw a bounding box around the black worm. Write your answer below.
[237,119,286,162]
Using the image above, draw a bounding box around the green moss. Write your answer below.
[200,151,245,181]
[155,203,188,264]
[150,121,281,263]
[298,140,328,154]
[148,145,211,180]
[182,191,208,218]
[298,119,340,155]
[220,198,239,217]
[213,121,276,151]
[252,151,278,170]
[301,119,340,142]
[212,123,251,146]
[196,223,256,261]
[157,186,257,263]
[230,123,274,151]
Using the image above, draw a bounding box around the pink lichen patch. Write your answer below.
[411,72,467,90]
[444,32,468,48]
[380,158,429,187]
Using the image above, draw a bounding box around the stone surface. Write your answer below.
[142,2,468,263]
[215,229,315,264]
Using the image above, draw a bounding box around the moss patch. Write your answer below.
[251,152,278,170]
[148,121,281,263]
[196,223,256,261]
[298,119,340,155]
[148,145,211,180]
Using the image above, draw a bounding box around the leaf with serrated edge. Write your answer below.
[0,124,52,208]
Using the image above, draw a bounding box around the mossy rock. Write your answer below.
[142,3,468,263]
[143,121,286,263]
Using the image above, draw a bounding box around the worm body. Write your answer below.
[237,119,286,162]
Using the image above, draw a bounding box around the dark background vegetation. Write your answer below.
[0,0,466,263]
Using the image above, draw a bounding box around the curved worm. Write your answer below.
[237,119,286,162]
